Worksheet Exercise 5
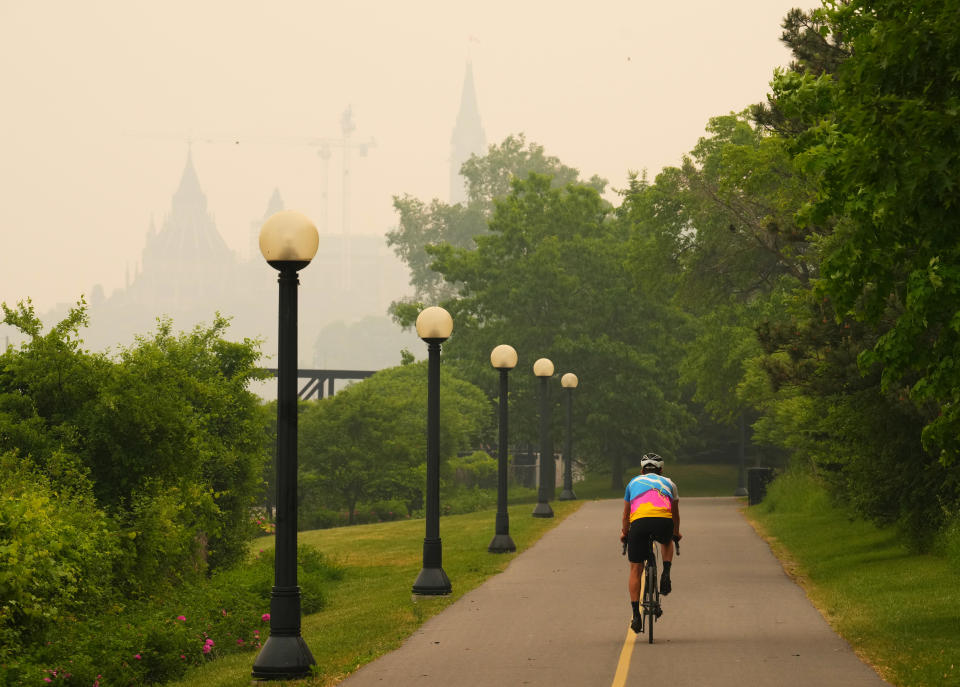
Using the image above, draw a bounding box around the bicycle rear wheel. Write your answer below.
[644,565,657,644]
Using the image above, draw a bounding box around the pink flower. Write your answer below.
[221,609,227,616]
[134,653,142,660]
[204,638,215,646]
[180,655,186,660]
[236,638,245,645]
[202,645,212,654]
[177,615,186,622]
[253,630,260,637]
[261,613,270,622]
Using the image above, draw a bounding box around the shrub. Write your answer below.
[2,545,342,686]
[365,499,408,522]
[754,464,831,515]
[448,451,497,489]
[441,486,497,516]
[940,514,960,572]
[0,452,120,664]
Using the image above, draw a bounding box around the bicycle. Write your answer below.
[622,533,679,644]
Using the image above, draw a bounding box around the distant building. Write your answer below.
[449,62,486,205]
[68,151,409,366]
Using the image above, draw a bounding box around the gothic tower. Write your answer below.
[449,61,486,205]
[135,148,236,310]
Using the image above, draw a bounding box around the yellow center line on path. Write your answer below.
[612,568,644,687]
[611,626,637,687]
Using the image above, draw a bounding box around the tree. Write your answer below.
[801,0,960,467]
[387,134,606,304]
[419,174,690,487]
[298,362,490,522]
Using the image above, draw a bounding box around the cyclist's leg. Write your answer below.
[650,519,674,595]
[628,561,643,602]
[627,520,650,632]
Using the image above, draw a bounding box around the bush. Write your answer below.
[939,514,960,572]
[753,465,831,516]
[2,545,342,686]
[0,452,120,664]
[441,486,497,516]
[448,451,497,489]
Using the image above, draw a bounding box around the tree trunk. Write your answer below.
[348,495,357,525]
[610,450,624,491]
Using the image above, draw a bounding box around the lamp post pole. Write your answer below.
[412,306,453,595]
[489,345,518,553]
[532,358,554,518]
[559,373,578,501]
[253,211,319,680]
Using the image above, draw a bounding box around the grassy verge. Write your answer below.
[168,500,582,687]
[744,469,960,687]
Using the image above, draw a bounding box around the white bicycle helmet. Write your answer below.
[640,453,664,471]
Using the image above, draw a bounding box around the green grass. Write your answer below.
[746,470,960,687]
[574,462,740,499]
[167,500,582,687]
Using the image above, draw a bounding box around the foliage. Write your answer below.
[298,363,491,524]
[387,134,606,304]
[416,173,692,487]
[810,0,960,467]
[0,301,271,592]
[447,450,497,489]
[3,546,341,686]
[0,452,120,665]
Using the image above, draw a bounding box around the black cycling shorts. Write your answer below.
[627,517,674,564]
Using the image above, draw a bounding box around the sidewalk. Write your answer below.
[339,498,890,687]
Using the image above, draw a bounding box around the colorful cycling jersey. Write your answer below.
[624,473,678,521]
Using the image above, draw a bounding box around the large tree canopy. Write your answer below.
[387,134,606,304]
[412,173,691,487]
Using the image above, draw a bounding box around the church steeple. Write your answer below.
[450,61,486,205]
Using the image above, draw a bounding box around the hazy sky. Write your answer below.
[1,0,807,314]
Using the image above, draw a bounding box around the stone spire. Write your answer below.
[449,61,486,205]
[137,149,235,308]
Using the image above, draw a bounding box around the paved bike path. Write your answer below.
[339,497,890,686]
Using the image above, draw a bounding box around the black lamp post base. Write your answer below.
[412,567,452,596]
[252,635,316,680]
[532,502,554,518]
[488,533,517,553]
[558,488,577,501]
[734,486,748,497]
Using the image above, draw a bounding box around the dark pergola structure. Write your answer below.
[262,368,376,400]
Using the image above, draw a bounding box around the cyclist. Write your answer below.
[621,452,681,634]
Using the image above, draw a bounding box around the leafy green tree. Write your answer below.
[797,0,960,467]
[415,174,690,487]
[298,362,490,522]
[387,134,606,304]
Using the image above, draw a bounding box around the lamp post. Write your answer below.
[253,211,319,680]
[559,372,578,501]
[532,357,555,518]
[412,306,454,595]
[489,344,518,553]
